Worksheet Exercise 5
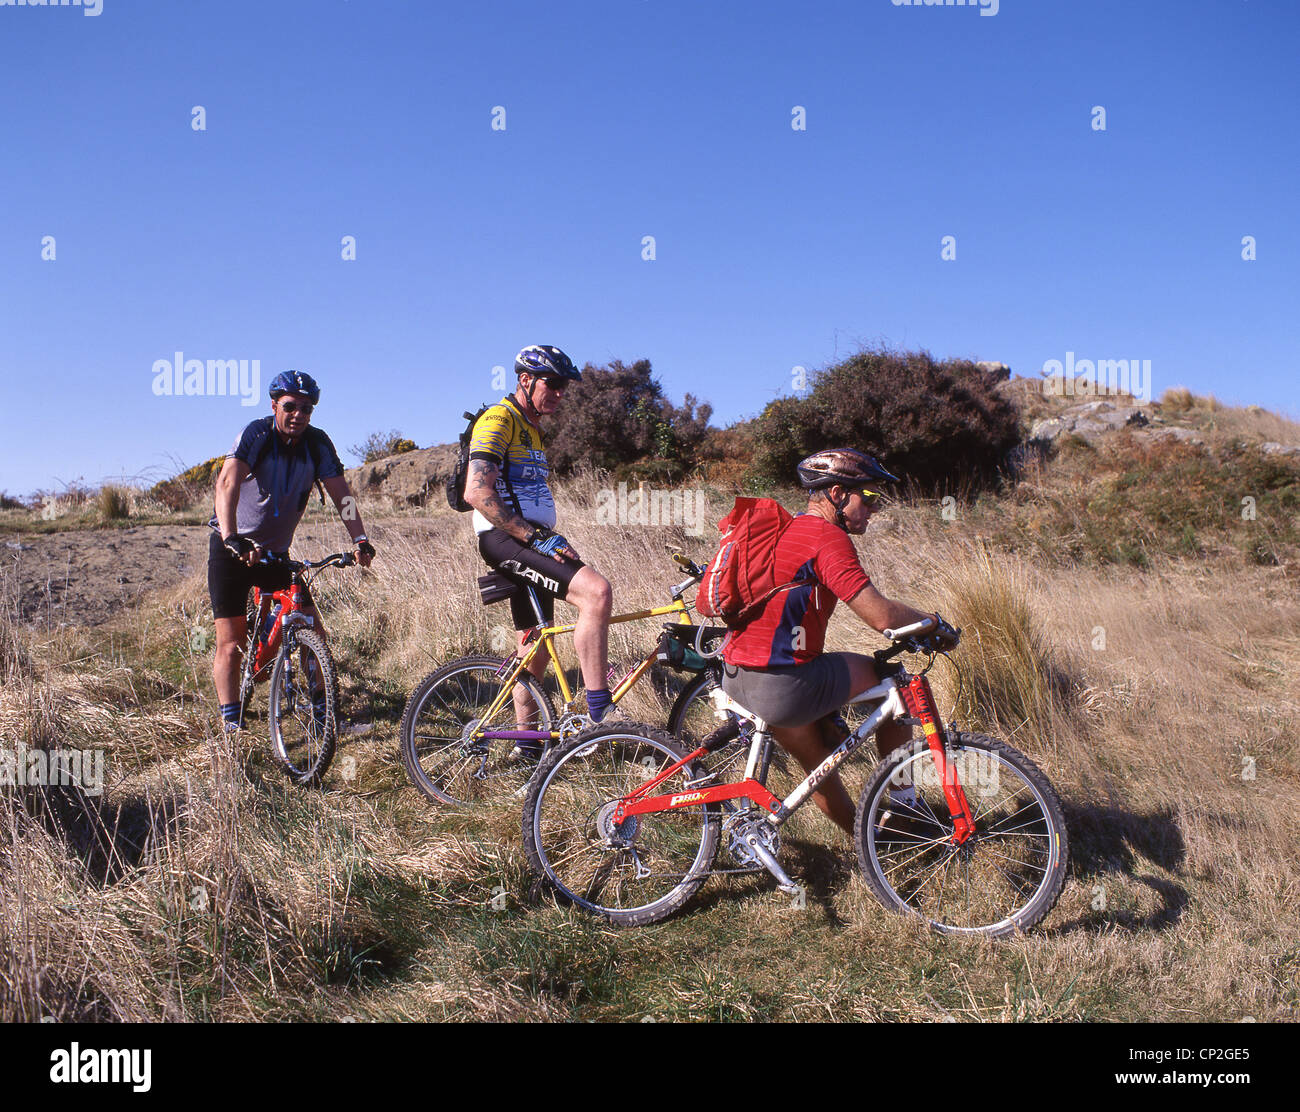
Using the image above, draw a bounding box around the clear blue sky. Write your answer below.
[2,0,1296,495]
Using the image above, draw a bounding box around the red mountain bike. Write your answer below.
[522,618,1069,937]
[238,552,354,785]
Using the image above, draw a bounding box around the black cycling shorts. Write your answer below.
[207,532,299,620]
[478,527,585,630]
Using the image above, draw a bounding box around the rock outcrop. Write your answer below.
[344,444,458,507]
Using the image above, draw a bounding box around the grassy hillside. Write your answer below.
[3,434,1298,1020]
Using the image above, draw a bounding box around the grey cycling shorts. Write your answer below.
[721,654,855,728]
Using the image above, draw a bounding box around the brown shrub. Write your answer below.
[750,346,1022,494]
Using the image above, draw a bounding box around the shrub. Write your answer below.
[749,347,1022,494]
[98,486,131,521]
[148,456,225,512]
[350,431,418,464]
[543,359,712,479]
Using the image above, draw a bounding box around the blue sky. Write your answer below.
[1,0,1296,495]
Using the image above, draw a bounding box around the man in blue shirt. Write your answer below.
[208,371,374,731]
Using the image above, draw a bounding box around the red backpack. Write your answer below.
[696,498,804,628]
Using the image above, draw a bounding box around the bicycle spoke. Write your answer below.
[858,737,1067,937]
[530,732,716,918]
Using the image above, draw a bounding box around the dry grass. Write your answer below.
[1,481,205,534]
[2,463,1299,1022]
[97,485,131,521]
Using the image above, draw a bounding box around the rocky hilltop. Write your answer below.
[344,444,459,507]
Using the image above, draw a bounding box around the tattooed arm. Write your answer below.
[465,458,534,542]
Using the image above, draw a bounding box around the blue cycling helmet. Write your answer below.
[268,370,321,404]
[514,345,581,383]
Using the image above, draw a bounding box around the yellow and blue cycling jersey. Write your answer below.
[467,396,556,535]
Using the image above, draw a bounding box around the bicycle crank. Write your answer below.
[725,815,799,895]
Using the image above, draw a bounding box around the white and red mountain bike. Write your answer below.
[522,618,1069,937]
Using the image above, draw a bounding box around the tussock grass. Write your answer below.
[930,544,1082,754]
[97,485,131,521]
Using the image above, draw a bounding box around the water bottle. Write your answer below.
[261,601,282,645]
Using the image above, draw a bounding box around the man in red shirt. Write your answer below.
[722,448,954,835]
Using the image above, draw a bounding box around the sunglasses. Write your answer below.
[857,488,884,503]
[539,376,569,393]
[280,401,314,415]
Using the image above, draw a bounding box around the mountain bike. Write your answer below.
[522,618,1070,938]
[238,551,355,786]
[399,554,729,806]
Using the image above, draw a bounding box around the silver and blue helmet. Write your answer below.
[514,345,581,383]
[268,370,321,404]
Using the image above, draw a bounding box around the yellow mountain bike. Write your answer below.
[399,555,730,806]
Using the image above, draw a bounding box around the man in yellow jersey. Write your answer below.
[464,346,615,753]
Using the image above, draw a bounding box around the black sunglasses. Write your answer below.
[539,376,569,392]
[280,401,314,415]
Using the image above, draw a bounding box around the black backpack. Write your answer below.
[446,404,522,514]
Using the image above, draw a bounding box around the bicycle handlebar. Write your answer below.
[671,552,706,581]
[878,614,960,662]
[668,552,706,600]
[882,617,937,641]
[256,551,356,572]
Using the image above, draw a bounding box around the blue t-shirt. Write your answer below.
[208,418,344,552]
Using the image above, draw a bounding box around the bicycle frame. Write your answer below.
[242,552,352,687]
[470,594,699,744]
[611,669,976,844]
[245,579,316,683]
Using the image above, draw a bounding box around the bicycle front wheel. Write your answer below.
[268,626,339,786]
[400,655,555,806]
[523,724,720,927]
[855,732,1069,938]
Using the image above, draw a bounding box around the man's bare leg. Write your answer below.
[768,653,913,837]
[564,566,613,693]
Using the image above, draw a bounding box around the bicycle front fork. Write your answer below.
[900,673,976,844]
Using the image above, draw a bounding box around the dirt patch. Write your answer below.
[2,525,211,628]
[0,518,444,629]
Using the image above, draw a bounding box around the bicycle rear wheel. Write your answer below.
[855,732,1068,938]
[400,655,555,806]
[268,626,339,786]
[523,724,720,926]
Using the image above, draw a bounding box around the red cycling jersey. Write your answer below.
[721,513,871,668]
